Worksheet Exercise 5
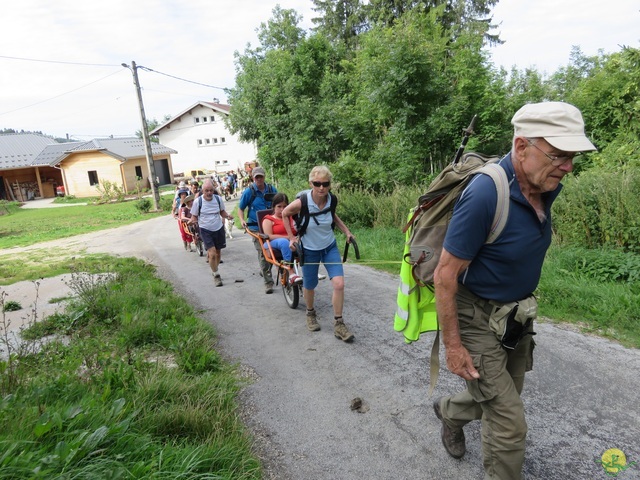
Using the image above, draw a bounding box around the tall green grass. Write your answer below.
[330,183,640,348]
[0,258,260,479]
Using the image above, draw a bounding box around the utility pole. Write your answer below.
[122,60,161,210]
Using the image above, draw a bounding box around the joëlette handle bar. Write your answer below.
[342,237,360,263]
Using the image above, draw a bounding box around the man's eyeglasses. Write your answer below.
[527,140,577,167]
[312,181,331,188]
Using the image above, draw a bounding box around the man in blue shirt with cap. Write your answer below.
[433,102,597,479]
[237,167,278,294]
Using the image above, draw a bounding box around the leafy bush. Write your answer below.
[553,167,640,252]
[159,195,174,212]
[95,180,125,204]
[555,247,640,283]
[372,183,425,229]
[135,198,152,213]
[335,187,376,228]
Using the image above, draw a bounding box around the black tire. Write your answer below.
[281,270,299,309]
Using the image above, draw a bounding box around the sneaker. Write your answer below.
[306,310,320,331]
[289,274,302,285]
[214,274,223,287]
[265,282,274,294]
[334,320,354,342]
[433,398,466,459]
[318,273,327,280]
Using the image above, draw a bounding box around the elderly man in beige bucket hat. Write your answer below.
[432,102,596,479]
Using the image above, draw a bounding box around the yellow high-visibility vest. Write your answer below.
[394,212,440,394]
[394,219,438,343]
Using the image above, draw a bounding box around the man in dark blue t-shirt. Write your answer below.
[432,102,597,480]
[237,167,278,294]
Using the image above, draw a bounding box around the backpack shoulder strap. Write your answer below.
[246,184,257,210]
[328,192,338,229]
[478,163,510,243]
[296,191,310,237]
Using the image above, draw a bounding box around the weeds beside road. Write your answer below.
[0,257,261,479]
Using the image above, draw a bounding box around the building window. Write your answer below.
[210,116,215,122]
[220,137,226,143]
[88,170,99,186]
[202,116,208,123]
[213,138,218,144]
[195,117,200,124]
[205,138,210,144]
[197,139,203,146]
[135,166,143,179]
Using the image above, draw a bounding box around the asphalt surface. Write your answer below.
[3,201,639,480]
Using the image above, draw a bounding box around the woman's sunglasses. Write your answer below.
[311,181,331,188]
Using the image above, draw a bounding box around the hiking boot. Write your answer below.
[334,320,354,342]
[306,309,320,332]
[265,282,274,294]
[433,398,465,459]
[214,274,223,287]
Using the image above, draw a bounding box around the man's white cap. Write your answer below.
[512,101,597,152]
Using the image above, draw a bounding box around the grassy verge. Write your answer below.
[537,245,640,348]
[0,257,260,479]
[337,229,640,349]
[52,195,95,204]
[0,199,172,249]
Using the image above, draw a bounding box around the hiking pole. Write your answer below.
[452,114,478,165]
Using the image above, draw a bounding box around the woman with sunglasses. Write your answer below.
[282,166,356,342]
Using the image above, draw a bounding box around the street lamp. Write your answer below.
[122,61,161,211]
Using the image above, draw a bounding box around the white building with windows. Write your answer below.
[150,101,257,177]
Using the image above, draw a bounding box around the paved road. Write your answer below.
[4,206,639,479]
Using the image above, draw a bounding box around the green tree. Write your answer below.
[311,0,368,53]
[136,115,170,143]
[366,0,501,44]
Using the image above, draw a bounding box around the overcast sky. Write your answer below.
[1,0,638,140]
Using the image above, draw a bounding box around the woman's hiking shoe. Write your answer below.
[334,320,354,342]
[433,398,466,459]
[213,274,223,287]
[289,274,302,285]
[265,282,274,294]
[306,309,320,331]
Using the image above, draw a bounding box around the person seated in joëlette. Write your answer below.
[261,192,302,285]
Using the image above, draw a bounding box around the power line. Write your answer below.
[1,54,227,92]
[138,65,227,90]
[0,54,120,67]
